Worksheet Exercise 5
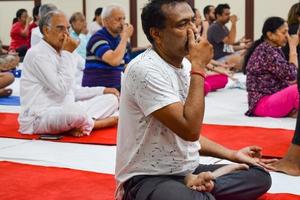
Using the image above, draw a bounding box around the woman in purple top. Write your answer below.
[243,17,299,118]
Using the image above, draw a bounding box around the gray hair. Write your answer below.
[101,5,124,19]
[39,10,65,35]
[39,3,57,18]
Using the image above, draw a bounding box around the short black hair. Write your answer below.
[93,7,103,21]
[32,5,40,22]
[141,0,188,44]
[13,8,27,24]
[203,5,213,16]
[215,3,230,17]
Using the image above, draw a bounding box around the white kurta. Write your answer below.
[19,39,118,135]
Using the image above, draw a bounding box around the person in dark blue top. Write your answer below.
[82,5,133,91]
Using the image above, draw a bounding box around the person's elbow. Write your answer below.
[179,126,201,142]
[108,59,123,67]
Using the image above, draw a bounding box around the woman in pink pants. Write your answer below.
[243,17,299,118]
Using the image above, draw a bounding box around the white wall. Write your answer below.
[195,0,245,41]
[254,0,299,39]
[0,1,34,45]
[85,0,130,25]
[137,0,150,47]
[42,0,83,19]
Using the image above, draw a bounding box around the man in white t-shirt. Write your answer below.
[115,1,272,200]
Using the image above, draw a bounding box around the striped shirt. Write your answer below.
[83,27,130,89]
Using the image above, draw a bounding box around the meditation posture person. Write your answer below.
[207,4,249,71]
[89,7,103,35]
[282,2,300,64]
[192,8,208,40]
[31,4,57,47]
[265,2,300,176]
[18,10,119,137]
[82,5,133,91]
[9,9,32,57]
[69,12,90,59]
[191,8,234,96]
[203,5,215,25]
[115,1,271,200]
[243,17,299,118]
[28,5,40,47]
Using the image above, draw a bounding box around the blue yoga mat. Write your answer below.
[0,96,20,106]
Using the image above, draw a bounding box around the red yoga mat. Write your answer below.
[0,113,294,157]
[0,161,299,200]
[0,161,115,200]
[0,112,117,145]
[201,124,293,158]
[259,193,300,200]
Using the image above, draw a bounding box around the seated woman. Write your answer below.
[243,17,299,118]
[9,9,32,58]
[265,2,300,176]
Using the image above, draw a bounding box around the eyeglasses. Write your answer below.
[47,25,70,33]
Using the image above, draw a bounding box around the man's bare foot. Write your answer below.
[93,116,118,129]
[268,159,300,176]
[0,88,12,97]
[65,128,85,137]
[267,144,300,176]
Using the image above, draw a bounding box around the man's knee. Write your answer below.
[0,72,14,88]
[105,94,119,109]
[248,166,272,193]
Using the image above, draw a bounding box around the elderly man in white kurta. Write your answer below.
[19,10,119,137]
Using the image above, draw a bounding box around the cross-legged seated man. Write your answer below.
[115,1,271,200]
[18,10,119,137]
[207,4,251,71]
[82,5,134,91]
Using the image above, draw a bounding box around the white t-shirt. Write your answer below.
[30,27,43,47]
[88,21,102,36]
[115,48,201,199]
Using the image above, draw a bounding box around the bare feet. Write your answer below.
[93,116,118,129]
[65,128,85,137]
[0,88,12,97]
[184,172,215,192]
[267,144,300,176]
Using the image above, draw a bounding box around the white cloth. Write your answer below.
[88,21,102,36]
[29,27,104,99]
[19,39,118,135]
[30,27,43,47]
[115,48,200,199]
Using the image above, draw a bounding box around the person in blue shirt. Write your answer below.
[69,12,90,59]
[82,5,133,91]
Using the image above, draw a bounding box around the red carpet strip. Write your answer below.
[0,161,299,200]
[0,161,115,200]
[259,193,300,200]
[0,112,116,145]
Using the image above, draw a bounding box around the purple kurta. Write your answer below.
[245,41,297,116]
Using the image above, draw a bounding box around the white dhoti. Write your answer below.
[33,94,118,135]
